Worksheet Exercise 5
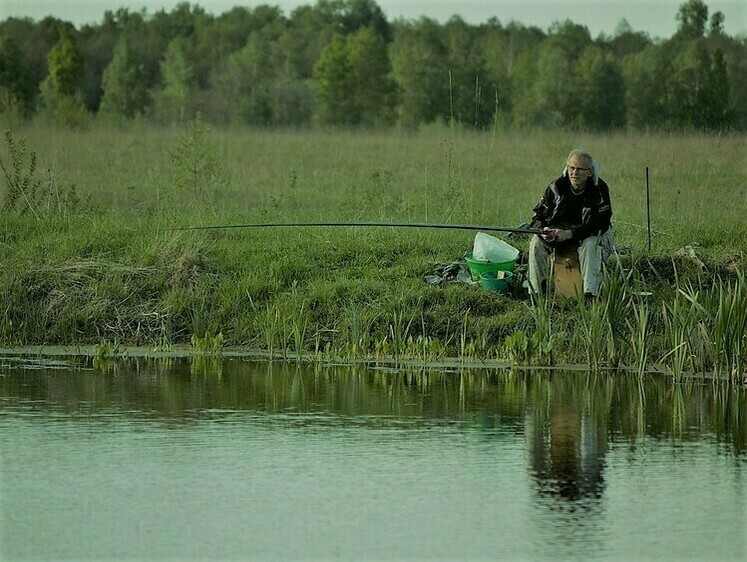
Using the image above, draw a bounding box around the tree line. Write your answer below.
[0,0,745,131]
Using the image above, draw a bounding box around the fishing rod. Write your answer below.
[163,221,543,235]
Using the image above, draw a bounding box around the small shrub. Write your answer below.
[1,129,40,216]
[169,114,228,208]
[1,129,91,218]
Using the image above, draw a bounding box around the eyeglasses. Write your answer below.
[567,166,591,173]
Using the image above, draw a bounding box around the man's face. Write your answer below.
[567,156,592,190]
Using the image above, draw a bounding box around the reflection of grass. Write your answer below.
[11,355,744,450]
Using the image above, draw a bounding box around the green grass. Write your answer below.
[1,121,746,379]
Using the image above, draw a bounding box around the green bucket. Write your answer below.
[480,270,514,293]
[464,252,517,281]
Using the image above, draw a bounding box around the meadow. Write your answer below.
[1,121,745,380]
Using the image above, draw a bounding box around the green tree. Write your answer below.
[77,9,131,112]
[153,37,198,123]
[667,40,715,128]
[720,43,747,128]
[512,20,591,127]
[622,45,671,129]
[546,19,592,57]
[236,31,277,125]
[1,16,64,114]
[99,33,150,119]
[313,34,357,125]
[211,20,312,127]
[269,29,315,126]
[444,16,489,127]
[40,26,85,99]
[483,22,545,128]
[0,36,31,117]
[478,21,512,127]
[675,0,708,40]
[530,39,577,126]
[288,4,340,78]
[508,46,540,127]
[347,26,395,126]
[706,48,730,128]
[313,26,396,127]
[211,35,269,125]
[337,0,391,40]
[390,18,449,127]
[608,19,651,58]
[39,25,88,125]
[573,46,625,130]
[709,11,725,36]
[195,6,260,82]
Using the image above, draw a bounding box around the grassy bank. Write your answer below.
[1,123,745,380]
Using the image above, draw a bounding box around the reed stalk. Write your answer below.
[627,295,651,377]
[602,258,633,369]
[459,310,469,363]
[389,307,415,362]
[682,270,746,383]
[660,288,698,379]
[290,301,309,363]
[529,289,555,366]
[576,293,605,372]
[260,305,280,360]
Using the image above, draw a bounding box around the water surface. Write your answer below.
[1,355,745,561]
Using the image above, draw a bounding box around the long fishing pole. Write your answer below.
[163,221,543,235]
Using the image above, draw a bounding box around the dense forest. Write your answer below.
[0,0,745,130]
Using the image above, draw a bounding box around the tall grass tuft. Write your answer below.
[168,114,228,211]
[1,129,87,219]
[503,331,533,365]
[389,304,416,362]
[686,269,747,383]
[1,130,40,217]
[528,287,556,366]
[260,305,281,360]
[576,293,606,372]
[627,294,651,377]
[602,257,633,369]
[289,300,309,363]
[660,285,699,380]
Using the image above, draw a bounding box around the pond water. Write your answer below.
[1,355,745,561]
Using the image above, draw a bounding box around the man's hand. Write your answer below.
[541,228,573,242]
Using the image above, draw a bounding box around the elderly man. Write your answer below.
[528,150,613,298]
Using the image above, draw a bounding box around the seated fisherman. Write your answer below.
[528,150,614,298]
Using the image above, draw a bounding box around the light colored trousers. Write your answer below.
[528,230,614,296]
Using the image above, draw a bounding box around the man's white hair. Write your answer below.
[564,149,601,185]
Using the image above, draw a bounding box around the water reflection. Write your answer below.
[1,355,744,451]
[528,379,608,504]
[1,356,745,561]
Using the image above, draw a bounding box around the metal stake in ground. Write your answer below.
[646,167,652,252]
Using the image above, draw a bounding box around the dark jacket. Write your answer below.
[530,174,612,242]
